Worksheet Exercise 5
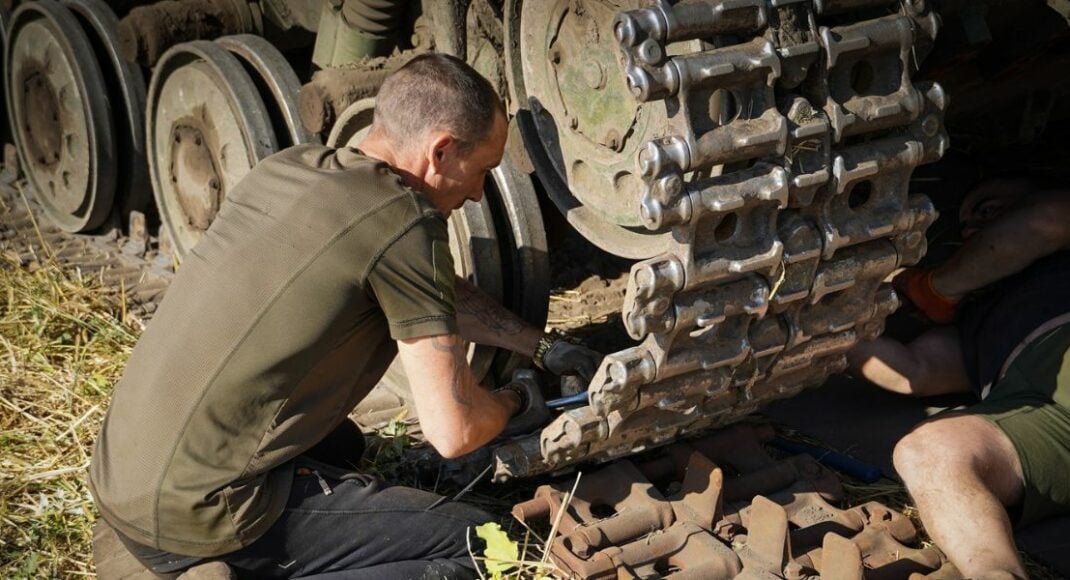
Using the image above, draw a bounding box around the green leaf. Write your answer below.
[475,522,518,579]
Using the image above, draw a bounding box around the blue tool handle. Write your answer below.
[771,437,883,483]
[546,392,589,409]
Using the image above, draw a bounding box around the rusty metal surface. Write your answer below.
[513,424,956,579]
[491,0,948,481]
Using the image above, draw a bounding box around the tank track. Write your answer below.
[514,423,954,578]
[490,0,948,480]
[0,176,172,321]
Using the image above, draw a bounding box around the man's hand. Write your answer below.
[892,268,958,325]
[536,334,604,385]
[497,371,552,437]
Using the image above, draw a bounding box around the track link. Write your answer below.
[514,423,956,578]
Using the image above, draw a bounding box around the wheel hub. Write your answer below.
[147,42,278,256]
[517,0,675,259]
[21,66,63,172]
[549,0,637,152]
[169,120,222,231]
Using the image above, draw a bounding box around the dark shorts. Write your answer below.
[967,323,1070,527]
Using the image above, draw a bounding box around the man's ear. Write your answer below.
[427,132,455,176]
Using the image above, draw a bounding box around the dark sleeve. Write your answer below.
[366,216,458,340]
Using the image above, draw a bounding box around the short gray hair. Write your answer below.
[373,53,504,153]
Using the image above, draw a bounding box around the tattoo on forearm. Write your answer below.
[430,335,472,407]
[455,278,525,336]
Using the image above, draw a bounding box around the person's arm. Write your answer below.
[397,333,520,458]
[933,191,1070,299]
[454,277,605,384]
[454,276,541,357]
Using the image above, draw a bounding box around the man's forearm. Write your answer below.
[454,276,541,357]
[400,334,520,458]
[934,192,1070,299]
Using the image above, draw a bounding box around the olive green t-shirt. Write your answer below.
[88,146,457,557]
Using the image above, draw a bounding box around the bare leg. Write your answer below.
[934,191,1070,299]
[846,328,970,396]
[894,414,1027,579]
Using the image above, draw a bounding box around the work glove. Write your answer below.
[892,268,958,325]
[533,331,605,387]
[497,370,552,437]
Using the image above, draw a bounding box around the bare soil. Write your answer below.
[544,214,636,354]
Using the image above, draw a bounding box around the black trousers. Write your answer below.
[123,424,490,579]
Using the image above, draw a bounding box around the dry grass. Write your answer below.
[0,250,554,578]
[0,252,139,577]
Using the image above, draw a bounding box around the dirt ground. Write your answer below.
[543,211,635,355]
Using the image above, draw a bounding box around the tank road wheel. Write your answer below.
[62,0,151,217]
[146,41,277,257]
[5,0,116,232]
[512,0,677,259]
[485,154,550,377]
[216,35,321,148]
[324,98,376,149]
[0,6,12,144]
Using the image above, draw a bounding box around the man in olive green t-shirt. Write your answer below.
[89,53,601,578]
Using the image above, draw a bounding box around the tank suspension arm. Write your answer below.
[342,0,409,36]
[312,0,412,67]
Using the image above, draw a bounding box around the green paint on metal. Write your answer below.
[551,2,636,150]
[312,1,397,68]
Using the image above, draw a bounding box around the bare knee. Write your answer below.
[894,418,983,484]
[893,415,1024,505]
[893,426,940,484]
